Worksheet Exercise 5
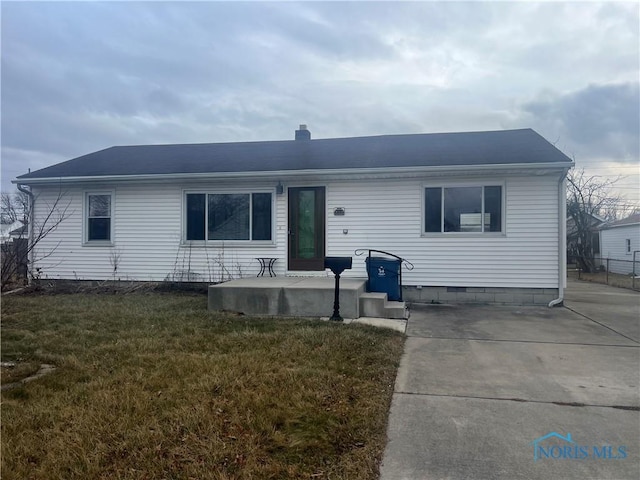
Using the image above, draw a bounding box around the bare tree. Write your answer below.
[1,193,16,225]
[1,191,29,225]
[1,187,72,290]
[566,168,625,273]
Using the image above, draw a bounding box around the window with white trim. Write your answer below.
[185,192,273,242]
[425,185,503,233]
[86,193,112,242]
[626,238,631,254]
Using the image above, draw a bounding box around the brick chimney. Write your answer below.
[295,124,311,141]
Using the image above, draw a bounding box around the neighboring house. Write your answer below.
[1,221,28,285]
[0,221,26,244]
[13,126,573,304]
[599,213,640,275]
[9,224,28,241]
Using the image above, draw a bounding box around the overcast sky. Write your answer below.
[2,1,639,205]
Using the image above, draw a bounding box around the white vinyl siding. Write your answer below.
[326,175,559,288]
[30,173,561,288]
[600,224,640,274]
[32,182,286,283]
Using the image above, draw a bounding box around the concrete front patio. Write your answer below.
[208,277,360,318]
[208,276,409,319]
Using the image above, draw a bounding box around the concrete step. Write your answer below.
[359,292,408,319]
[386,301,409,319]
[359,292,387,317]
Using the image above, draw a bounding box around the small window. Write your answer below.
[424,188,442,233]
[185,192,273,242]
[626,239,631,254]
[186,194,205,241]
[87,193,112,242]
[252,193,272,241]
[425,185,502,233]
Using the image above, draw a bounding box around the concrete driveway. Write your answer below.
[380,279,640,480]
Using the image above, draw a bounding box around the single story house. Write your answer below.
[14,126,573,305]
[599,213,640,275]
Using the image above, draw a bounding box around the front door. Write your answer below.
[288,187,325,271]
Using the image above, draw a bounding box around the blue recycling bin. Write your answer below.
[366,257,402,301]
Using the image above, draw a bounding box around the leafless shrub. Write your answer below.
[1,187,72,291]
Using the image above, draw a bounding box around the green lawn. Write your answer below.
[1,293,404,479]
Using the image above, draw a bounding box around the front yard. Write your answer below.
[1,293,404,479]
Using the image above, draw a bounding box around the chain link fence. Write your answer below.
[1,238,28,290]
[568,255,640,291]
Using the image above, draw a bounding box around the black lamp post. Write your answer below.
[324,256,353,322]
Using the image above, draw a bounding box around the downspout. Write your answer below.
[16,184,35,285]
[548,170,568,307]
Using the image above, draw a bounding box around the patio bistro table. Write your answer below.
[256,257,277,277]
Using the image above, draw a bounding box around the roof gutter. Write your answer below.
[13,161,574,185]
[549,168,570,308]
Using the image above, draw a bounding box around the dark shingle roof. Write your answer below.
[9,225,27,237]
[16,128,572,181]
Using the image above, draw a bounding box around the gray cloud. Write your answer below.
[1,1,638,201]
[517,82,639,163]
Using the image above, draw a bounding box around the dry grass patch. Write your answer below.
[1,293,404,479]
[1,361,41,385]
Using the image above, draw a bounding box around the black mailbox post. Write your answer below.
[324,256,353,321]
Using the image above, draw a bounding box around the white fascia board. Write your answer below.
[13,162,574,185]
